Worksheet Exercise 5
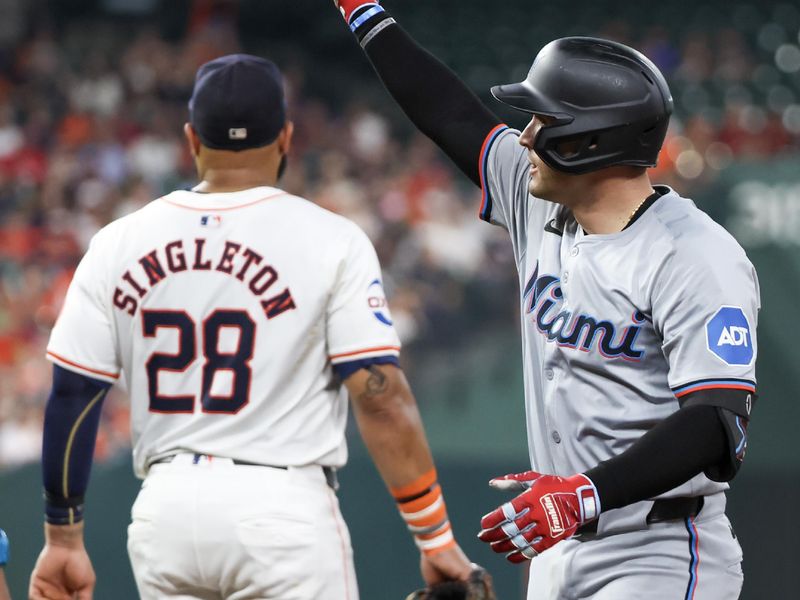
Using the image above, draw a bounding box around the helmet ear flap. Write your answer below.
[638,117,670,153]
[532,127,590,172]
[531,112,624,174]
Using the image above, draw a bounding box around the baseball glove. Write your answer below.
[405,567,495,600]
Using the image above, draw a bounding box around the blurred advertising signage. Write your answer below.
[726,181,800,247]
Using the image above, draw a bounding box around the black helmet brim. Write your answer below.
[490,81,574,124]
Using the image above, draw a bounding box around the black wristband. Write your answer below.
[44,490,85,525]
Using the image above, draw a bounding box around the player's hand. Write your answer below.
[477,470,600,563]
[419,544,473,586]
[29,523,95,600]
[332,0,381,24]
[406,565,495,600]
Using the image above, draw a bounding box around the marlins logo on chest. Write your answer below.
[523,262,646,361]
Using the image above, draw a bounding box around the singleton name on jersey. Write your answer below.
[112,237,297,320]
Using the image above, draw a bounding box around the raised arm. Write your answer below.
[344,363,473,585]
[334,0,502,186]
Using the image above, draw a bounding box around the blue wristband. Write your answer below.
[350,4,384,31]
[0,529,9,566]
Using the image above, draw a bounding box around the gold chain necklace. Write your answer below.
[625,197,649,228]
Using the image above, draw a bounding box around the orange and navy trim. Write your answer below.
[478,124,510,222]
[46,350,120,382]
[329,345,401,364]
[672,378,756,399]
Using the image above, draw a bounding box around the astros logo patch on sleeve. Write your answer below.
[705,306,753,366]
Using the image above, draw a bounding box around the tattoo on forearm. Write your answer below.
[361,365,389,399]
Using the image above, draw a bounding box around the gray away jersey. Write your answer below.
[478,126,759,525]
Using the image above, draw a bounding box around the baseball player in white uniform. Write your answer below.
[333,2,759,598]
[28,54,481,599]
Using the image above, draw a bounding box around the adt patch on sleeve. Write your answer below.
[705,306,753,366]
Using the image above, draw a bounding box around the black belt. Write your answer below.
[150,454,339,490]
[577,496,705,536]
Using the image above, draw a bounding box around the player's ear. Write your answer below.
[277,121,294,156]
[184,123,201,158]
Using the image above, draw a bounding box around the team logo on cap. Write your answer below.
[229,128,248,140]
[367,279,393,326]
[706,306,753,366]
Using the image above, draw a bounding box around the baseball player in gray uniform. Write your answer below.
[332,2,759,598]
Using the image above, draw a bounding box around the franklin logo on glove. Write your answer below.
[478,471,600,563]
[540,495,564,536]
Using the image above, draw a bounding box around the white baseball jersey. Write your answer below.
[47,186,401,478]
[479,126,760,502]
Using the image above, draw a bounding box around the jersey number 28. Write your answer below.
[142,309,255,414]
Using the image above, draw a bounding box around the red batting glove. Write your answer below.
[333,0,381,24]
[477,471,601,564]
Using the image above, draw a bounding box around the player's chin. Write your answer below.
[528,176,548,199]
[527,167,537,193]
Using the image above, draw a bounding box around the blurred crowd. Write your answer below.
[0,6,520,469]
[1,0,800,468]
[623,14,800,180]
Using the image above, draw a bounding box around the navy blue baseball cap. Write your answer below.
[189,54,287,151]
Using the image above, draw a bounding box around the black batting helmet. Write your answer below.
[491,37,673,174]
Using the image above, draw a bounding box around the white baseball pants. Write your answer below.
[127,454,359,600]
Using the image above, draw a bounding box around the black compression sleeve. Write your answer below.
[42,365,110,524]
[585,404,728,511]
[360,19,503,185]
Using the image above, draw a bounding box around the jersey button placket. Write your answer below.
[542,365,563,469]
